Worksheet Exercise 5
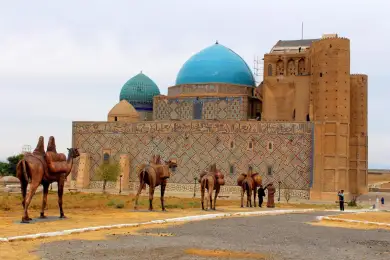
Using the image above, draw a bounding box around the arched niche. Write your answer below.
[276,60,284,75]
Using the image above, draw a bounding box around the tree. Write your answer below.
[0,162,9,176]
[7,154,24,176]
[0,154,24,177]
[283,183,292,203]
[95,160,121,192]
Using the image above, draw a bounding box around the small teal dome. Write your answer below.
[119,72,160,111]
[176,42,255,87]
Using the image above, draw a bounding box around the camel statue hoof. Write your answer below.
[59,215,67,219]
[21,218,30,223]
[39,215,47,219]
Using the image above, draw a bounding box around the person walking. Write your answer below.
[258,184,265,208]
[338,190,345,211]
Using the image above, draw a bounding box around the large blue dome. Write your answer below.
[175,43,255,87]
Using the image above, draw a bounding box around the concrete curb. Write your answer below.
[0,209,314,243]
[316,216,390,228]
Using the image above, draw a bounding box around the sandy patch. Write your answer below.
[184,248,271,259]
[312,212,390,230]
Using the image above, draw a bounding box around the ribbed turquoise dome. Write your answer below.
[176,43,255,87]
[119,72,160,111]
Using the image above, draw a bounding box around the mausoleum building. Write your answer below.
[71,33,368,201]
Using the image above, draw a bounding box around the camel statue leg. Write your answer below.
[213,185,220,210]
[134,171,145,210]
[160,182,167,211]
[201,182,205,210]
[148,185,155,211]
[248,188,252,208]
[22,180,40,223]
[58,179,66,218]
[20,178,28,210]
[240,186,244,208]
[253,187,257,208]
[40,182,50,218]
[17,160,31,220]
[208,181,213,210]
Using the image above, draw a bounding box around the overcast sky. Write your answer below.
[0,0,389,168]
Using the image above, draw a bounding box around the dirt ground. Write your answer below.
[313,212,390,231]
[0,191,340,237]
[0,222,178,260]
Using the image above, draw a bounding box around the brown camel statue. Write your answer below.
[134,155,177,211]
[199,163,225,210]
[16,136,80,223]
[237,166,262,208]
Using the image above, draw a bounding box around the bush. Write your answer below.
[95,160,121,192]
[115,202,125,209]
[107,199,125,209]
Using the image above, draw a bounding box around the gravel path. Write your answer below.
[37,212,390,260]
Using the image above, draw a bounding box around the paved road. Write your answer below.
[37,212,390,260]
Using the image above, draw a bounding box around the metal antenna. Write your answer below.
[301,22,304,40]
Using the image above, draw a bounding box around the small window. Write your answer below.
[248,141,253,149]
[267,166,273,176]
[229,165,235,175]
[230,141,234,149]
[268,142,273,151]
[306,114,310,122]
[103,153,110,162]
[320,73,323,77]
[114,116,118,121]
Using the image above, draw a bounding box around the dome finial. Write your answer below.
[140,70,143,74]
[215,40,219,44]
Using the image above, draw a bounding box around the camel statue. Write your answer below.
[134,155,177,211]
[199,163,225,210]
[16,136,80,223]
[237,166,262,208]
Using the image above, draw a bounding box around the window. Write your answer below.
[320,73,323,77]
[230,141,234,149]
[114,116,118,121]
[268,142,273,151]
[267,64,272,76]
[103,153,110,162]
[267,166,273,176]
[230,165,235,175]
[248,141,253,149]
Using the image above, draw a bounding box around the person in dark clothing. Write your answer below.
[338,190,345,211]
[258,185,265,207]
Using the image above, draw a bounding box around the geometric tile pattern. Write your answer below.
[154,97,246,121]
[72,121,313,192]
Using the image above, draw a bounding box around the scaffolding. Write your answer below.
[253,55,263,85]
[22,145,31,154]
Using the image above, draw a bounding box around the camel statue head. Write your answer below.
[67,148,80,159]
[164,158,178,169]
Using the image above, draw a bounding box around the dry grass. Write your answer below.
[0,191,340,214]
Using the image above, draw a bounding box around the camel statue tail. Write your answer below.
[16,160,29,183]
